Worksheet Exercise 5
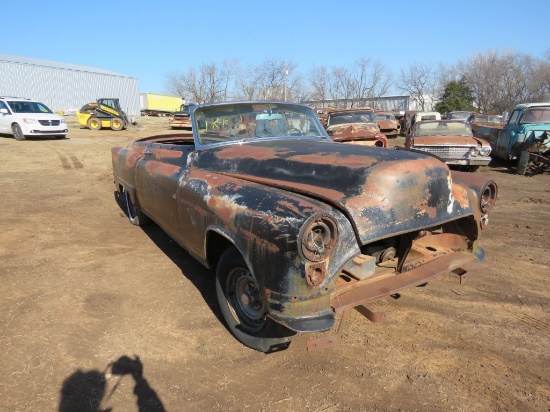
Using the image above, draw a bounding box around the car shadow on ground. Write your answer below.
[113,192,223,325]
[59,355,165,412]
[485,158,519,175]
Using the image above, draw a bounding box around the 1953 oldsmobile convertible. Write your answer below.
[112,101,498,352]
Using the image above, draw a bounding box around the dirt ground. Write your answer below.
[0,116,548,412]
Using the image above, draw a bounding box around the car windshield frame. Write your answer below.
[191,101,330,148]
[413,121,473,137]
[519,107,550,124]
[327,110,376,126]
[375,113,396,121]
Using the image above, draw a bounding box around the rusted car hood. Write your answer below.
[413,135,488,146]
[191,139,473,245]
[376,119,398,129]
[326,123,380,141]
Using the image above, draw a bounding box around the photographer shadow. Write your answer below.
[59,355,165,412]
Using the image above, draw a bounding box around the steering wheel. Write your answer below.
[287,127,303,136]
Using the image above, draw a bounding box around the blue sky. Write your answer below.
[3,0,549,95]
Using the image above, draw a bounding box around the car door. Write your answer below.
[0,101,12,133]
[494,109,522,159]
[135,143,189,235]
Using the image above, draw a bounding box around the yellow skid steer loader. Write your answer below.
[76,98,130,131]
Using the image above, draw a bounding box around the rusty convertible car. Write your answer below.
[112,101,498,352]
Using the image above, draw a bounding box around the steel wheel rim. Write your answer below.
[226,267,265,331]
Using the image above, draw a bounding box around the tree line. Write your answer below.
[165,50,550,115]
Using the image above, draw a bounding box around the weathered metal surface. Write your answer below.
[111,101,498,345]
[375,111,400,138]
[325,107,388,147]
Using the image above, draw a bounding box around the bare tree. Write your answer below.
[234,64,263,100]
[308,65,330,106]
[353,58,393,108]
[328,67,354,107]
[397,64,439,111]
[164,61,238,103]
[458,50,550,114]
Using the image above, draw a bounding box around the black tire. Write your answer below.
[124,189,149,226]
[215,247,295,352]
[12,124,25,141]
[110,118,124,131]
[517,151,530,175]
[87,117,102,130]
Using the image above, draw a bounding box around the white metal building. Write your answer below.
[0,53,140,116]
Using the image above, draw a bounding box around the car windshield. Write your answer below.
[194,102,328,145]
[375,113,395,120]
[415,121,473,137]
[519,107,550,124]
[327,110,375,126]
[448,112,471,120]
[7,101,53,114]
[473,115,501,123]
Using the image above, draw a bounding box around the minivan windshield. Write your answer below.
[8,101,53,114]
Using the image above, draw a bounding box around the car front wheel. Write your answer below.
[12,124,25,141]
[215,247,295,352]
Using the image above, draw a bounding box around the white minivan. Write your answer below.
[0,97,67,140]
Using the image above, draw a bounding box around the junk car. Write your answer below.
[325,107,388,147]
[473,103,550,171]
[375,110,400,138]
[405,120,492,171]
[112,101,498,352]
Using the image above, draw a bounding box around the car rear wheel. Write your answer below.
[215,247,295,352]
[124,189,149,226]
[87,117,102,130]
[12,124,25,141]
[110,118,124,131]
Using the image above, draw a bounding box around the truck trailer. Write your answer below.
[139,93,183,117]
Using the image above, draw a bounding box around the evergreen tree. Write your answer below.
[435,79,476,114]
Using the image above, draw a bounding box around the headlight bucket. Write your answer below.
[480,181,498,213]
[300,216,338,262]
[469,146,480,156]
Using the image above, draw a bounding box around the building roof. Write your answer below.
[0,53,135,78]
